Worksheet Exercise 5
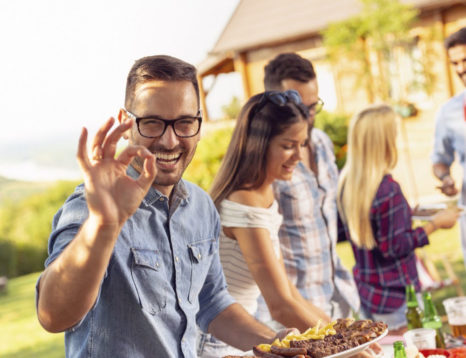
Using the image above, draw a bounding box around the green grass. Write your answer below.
[336,223,463,270]
[0,272,64,357]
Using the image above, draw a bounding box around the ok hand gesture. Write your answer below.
[77,117,157,228]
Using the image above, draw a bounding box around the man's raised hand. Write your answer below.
[77,117,156,228]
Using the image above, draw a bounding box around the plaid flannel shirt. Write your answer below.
[269,128,360,316]
[338,174,429,314]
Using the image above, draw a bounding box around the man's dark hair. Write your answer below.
[125,55,199,109]
[264,53,316,91]
[445,27,466,50]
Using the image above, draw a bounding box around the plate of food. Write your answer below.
[231,318,388,358]
[324,328,388,358]
[412,203,447,221]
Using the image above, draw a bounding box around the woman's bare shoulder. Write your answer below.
[227,189,262,207]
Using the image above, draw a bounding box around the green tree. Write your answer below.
[183,125,234,191]
[322,0,422,102]
[0,180,80,277]
[314,111,350,169]
[221,96,242,120]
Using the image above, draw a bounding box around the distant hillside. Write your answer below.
[0,176,53,205]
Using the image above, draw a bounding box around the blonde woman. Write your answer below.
[337,104,459,333]
[197,90,331,357]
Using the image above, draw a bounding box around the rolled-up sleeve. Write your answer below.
[36,185,105,330]
[431,106,455,166]
[45,186,88,267]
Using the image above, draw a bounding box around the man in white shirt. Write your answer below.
[431,27,466,266]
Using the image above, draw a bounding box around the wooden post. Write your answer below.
[439,8,455,98]
[197,75,210,122]
[233,52,252,100]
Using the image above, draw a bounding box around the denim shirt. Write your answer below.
[38,166,234,358]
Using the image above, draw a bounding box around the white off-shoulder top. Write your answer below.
[218,199,283,315]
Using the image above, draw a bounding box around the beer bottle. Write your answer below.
[394,341,407,358]
[422,291,446,348]
[405,284,423,330]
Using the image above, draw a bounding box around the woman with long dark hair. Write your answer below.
[198,90,330,357]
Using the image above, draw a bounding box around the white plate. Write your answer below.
[243,329,388,357]
[325,328,388,358]
[411,203,447,221]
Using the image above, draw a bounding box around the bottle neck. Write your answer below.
[423,294,438,318]
[406,285,419,307]
[394,342,407,358]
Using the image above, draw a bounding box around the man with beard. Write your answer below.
[258,53,360,321]
[432,27,466,266]
[36,55,287,358]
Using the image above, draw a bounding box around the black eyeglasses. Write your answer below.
[307,98,324,114]
[125,109,202,138]
[252,90,309,118]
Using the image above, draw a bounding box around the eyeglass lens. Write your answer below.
[308,99,324,113]
[138,117,200,138]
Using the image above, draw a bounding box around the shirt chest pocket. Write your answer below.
[130,248,169,315]
[188,239,216,303]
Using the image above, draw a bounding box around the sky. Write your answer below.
[0,0,242,180]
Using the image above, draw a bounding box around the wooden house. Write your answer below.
[198,0,466,204]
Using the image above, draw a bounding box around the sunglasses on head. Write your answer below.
[252,90,309,118]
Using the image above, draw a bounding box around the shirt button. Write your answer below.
[178,298,182,304]
[198,253,202,259]
[159,197,164,202]
[175,256,179,262]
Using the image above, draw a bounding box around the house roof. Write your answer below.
[209,0,461,55]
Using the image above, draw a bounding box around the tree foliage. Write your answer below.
[314,111,350,169]
[322,0,427,102]
[0,180,79,277]
[221,96,242,120]
[183,125,234,191]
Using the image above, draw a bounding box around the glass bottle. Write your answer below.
[394,341,407,358]
[405,284,423,330]
[422,291,446,348]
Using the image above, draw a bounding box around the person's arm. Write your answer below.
[431,105,457,197]
[286,278,332,323]
[422,208,459,235]
[375,180,458,259]
[433,162,458,196]
[37,117,156,333]
[373,180,427,259]
[208,303,277,351]
[229,224,330,331]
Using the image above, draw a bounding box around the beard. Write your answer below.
[459,71,466,86]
